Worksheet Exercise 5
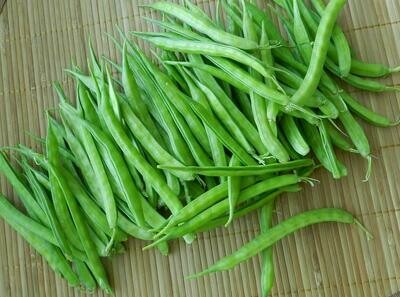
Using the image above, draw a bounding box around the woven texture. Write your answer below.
[0,0,399,296]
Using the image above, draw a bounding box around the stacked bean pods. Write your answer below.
[0,0,397,295]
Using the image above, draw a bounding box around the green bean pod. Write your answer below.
[197,185,301,233]
[0,192,59,247]
[168,59,289,108]
[47,123,85,251]
[350,59,400,78]
[0,153,47,225]
[188,54,269,155]
[146,1,258,50]
[154,177,259,236]
[326,60,399,92]
[302,121,344,179]
[0,195,80,286]
[122,44,166,146]
[148,174,301,247]
[48,161,112,293]
[187,99,258,165]
[226,155,241,226]
[260,200,275,297]
[196,81,256,157]
[325,120,355,152]
[340,91,399,127]
[143,57,214,158]
[259,22,280,137]
[189,208,369,278]
[120,99,194,180]
[296,0,399,78]
[179,67,228,179]
[244,8,290,163]
[290,0,346,105]
[136,34,273,80]
[281,115,310,156]
[309,0,351,77]
[159,159,313,177]
[126,47,195,166]
[23,163,80,260]
[74,260,97,291]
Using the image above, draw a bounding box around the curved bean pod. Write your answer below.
[309,0,351,77]
[290,0,346,105]
[154,177,260,237]
[122,44,165,145]
[23,163,79,260]
[196,81,256,157]
[340,91,399,127]
[296,0,399,78]
[189,208,369,278]
[281,115,310,156]
[126,46,195,165]
[302,121,346,179]
[325,120,355,152]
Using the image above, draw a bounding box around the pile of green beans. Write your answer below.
[0,0,396,294]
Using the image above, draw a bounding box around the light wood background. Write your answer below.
[0,0,399,296]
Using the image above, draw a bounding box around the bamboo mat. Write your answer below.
[0,0,399,296]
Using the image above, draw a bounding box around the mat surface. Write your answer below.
[0,0,400,296]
